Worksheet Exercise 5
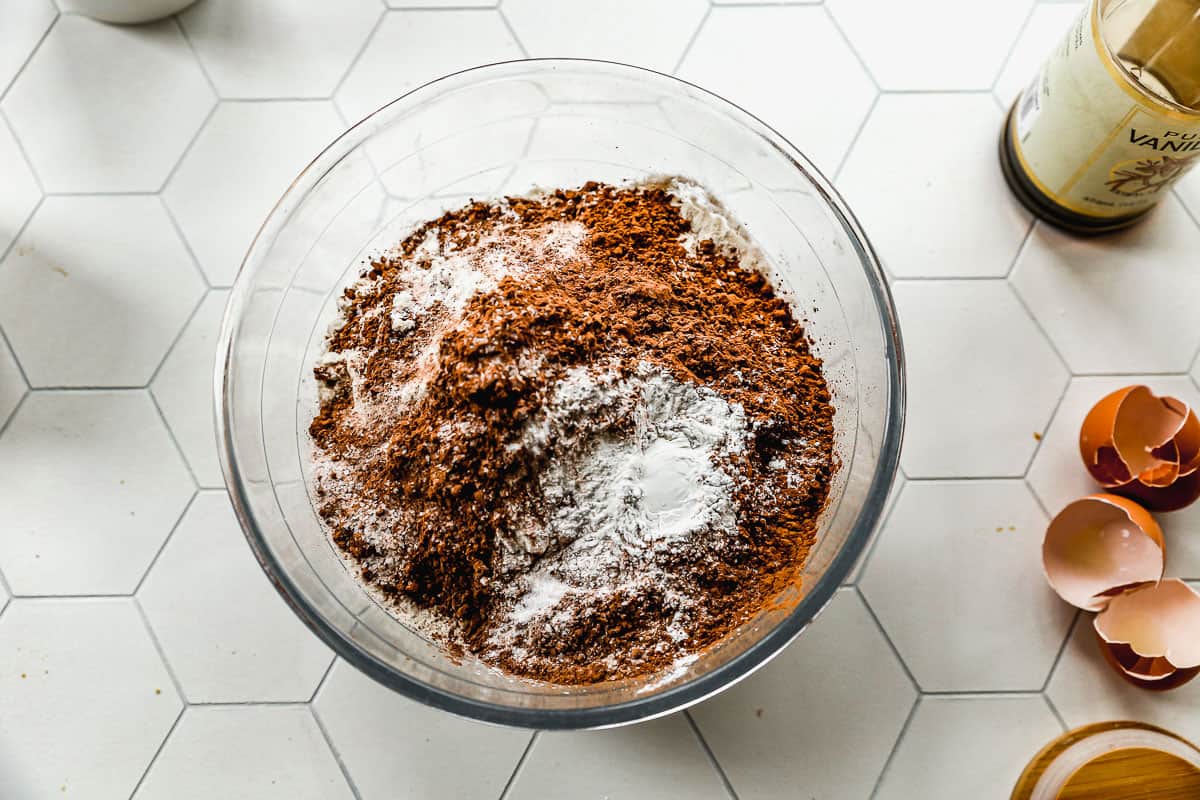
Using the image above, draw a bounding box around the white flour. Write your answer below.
[485,362,750,654]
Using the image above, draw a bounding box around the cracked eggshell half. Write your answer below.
[1043,494,1164,612]
[1094,579,1200,691]
[1080,385,1200,511]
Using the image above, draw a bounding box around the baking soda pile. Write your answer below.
[309,179,836,684]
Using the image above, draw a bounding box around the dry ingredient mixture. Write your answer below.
[309,178,836,685]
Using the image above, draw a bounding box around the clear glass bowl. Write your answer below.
[217,59,904,729]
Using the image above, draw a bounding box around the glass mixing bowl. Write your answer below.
[217,59,904,729]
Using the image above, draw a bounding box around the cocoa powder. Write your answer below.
[310,180,836,685]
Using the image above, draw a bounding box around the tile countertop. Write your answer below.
[1,1,1199,798]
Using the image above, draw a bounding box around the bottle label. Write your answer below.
[1011,1,1200,219]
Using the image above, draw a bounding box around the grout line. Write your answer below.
[10,591,140,601]
[887,272,1024,281]
[148,392,202,489]
[989,1,1039,94]
[868,695,921,799]
[187,699,313,707]
[126,702,186,799]
[131,490,198,596]
[0,191,44,270]
[311,701,366,800]
[496,731,539,800]
[1175,186,1200,231]
[133,595,190,703]
[23,384,150,392]
[1041,693,1070,733]
[330,9,390,110]
[43,189,157,197]
[711,0,824,5]
[1006,264,1075,378]
[1,110,46,194]
[854,586,922,692]
[496,5,531,59]
[0,322,34,391]
[308,654,339,703]
[921,688,1059,697]
[845,471,906,585]
[0,10,59,105]
[393,3,502,8]
[215,96,338,104]
[832,91,879,183]
[1071,368,1196,377]
[0,562,15,610]
[669,3,712,76]
[145,286,208,389]
[1020,367,1070,480]
[1003,213,1037,280]
[1040,608,1081,693]
[156,99,219,196]
[1026,475,1055,518]
[879,87,1001,95]
[685,711,741,800]
[899,474,1025,483]
[172,15,221,99]
[822,4,880,93]
[160,196,215,290]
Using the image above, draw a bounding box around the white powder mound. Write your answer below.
[667,177,765,267]
[485,361,750,655]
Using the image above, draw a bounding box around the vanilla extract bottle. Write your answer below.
[1000,0,1200,233]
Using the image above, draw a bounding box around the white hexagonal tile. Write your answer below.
[508,715,727,800]
[861,480,1073,691]
[1048,614,1200,742]
[1179,168,1200,225]
[0,332,25,430]
[313,659,531,799]
[875,695,1062,800]
[179,0,381,99]
[1012,198,1200,375]
[0,118,39,260]
[150,290,228,488]
[1027,375,1200,580]
[1,15,213,193]
[335,10,524,126]
[139,492,332,702]
[0,196,204,388]
[164,101,344,287]
[847,470,907,585]
[827,0,1033,90]
[134,706,352,800]
[0,599,182,799]
[676,6,876,176]
[0,391,194,596]
[893,280,1067,478]
[838,94,1031,278]
[0,0,55,97]
[504,0,707,74]
[690,589,916,800]
[993,3,1084,109]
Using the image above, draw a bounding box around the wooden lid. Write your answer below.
[1012,721,1200,799]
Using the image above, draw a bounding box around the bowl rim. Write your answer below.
[216,57,905,729]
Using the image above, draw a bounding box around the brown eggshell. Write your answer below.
[1043,495,1165,612]
[1096,632,1200,691]
[1079,385,1200,511]
[1095,579,1200,670]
